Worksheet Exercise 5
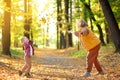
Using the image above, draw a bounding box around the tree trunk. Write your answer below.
[105,21,110,44]
[83,2,106,45]
[60,31,66,49]
[69,0,73,47]
[24,0,32,39]
[64,0,69,48]
[2,0,11,56]
[88,0,93,31]
[28,0,32,39]
[57,0,62,49]
[57,0,59,49]
[99,0,120,53]
[64,0,73,48]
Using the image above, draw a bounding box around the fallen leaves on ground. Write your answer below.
[0,47,120,80]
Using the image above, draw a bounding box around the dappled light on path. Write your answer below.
[0,48,120,80]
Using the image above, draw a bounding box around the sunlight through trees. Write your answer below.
[0,0,120,52]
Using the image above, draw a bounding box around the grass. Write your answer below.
[100,43,115,51]
[11,48,36,59]
[0,43,115,59]
[0,48,36,59]
[10,48,24,58]
[69,50,87,58]
[69,43,115,58]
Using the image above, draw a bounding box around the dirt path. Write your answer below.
[1,47,119,80]
[35,48,85,67]
[32,48,86,80]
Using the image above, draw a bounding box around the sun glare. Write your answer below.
[32,0,57,48]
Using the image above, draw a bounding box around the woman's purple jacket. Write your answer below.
[24,40,34,57]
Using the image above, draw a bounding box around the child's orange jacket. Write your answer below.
[75,28,100,51]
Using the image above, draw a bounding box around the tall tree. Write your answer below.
[28,0,32,40]
[64,0,73,48]
[64,0,69,48]
[24,0,29,38]
[88,0,93,31]
[83,1,106,45]
[99,0,120,52]
[57,0,63,49]
[2,0,11,56]
[24,0,32,39]
[57,0,66,49]
[68,0,73,47]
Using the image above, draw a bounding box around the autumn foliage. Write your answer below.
[0,47,120,80]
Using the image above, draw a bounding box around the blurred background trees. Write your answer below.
[0,0,120,56]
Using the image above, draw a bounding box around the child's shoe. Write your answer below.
[98,71,104,75]
[83,72,91,77]
[24,73,31,78]
[96,71,104,75]
[18,70,22,76]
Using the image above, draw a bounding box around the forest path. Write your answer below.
[0,47,120,80]
[32,48,86,80]
[34,48,85,68]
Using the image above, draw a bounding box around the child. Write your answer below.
[19,36,34,78]
[70,19,104,77]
